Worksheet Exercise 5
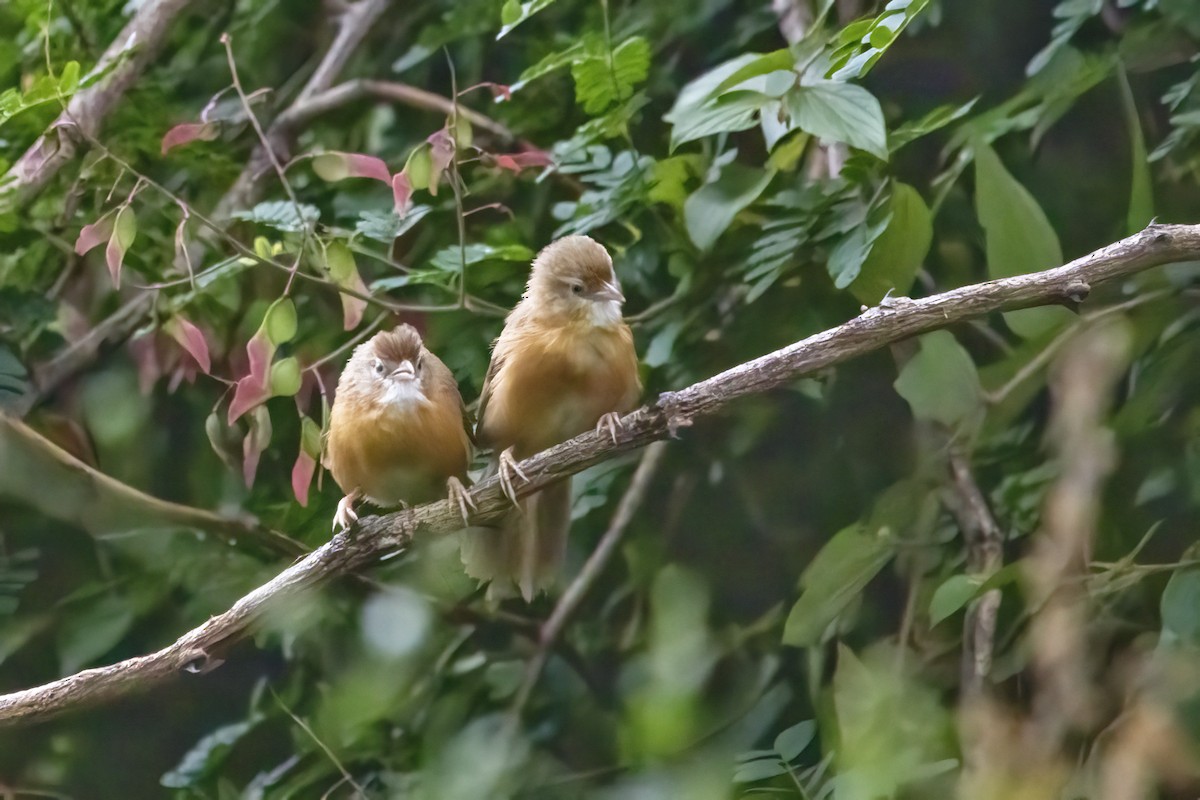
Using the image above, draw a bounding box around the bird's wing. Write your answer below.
[475,348,503,443]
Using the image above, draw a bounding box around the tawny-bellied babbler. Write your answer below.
[324,324,474,531]
[461,235,641,600]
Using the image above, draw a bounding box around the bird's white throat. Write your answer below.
[380,379,430,408]
[589,299,623,327]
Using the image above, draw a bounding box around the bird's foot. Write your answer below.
[333,492,360,532]
[595,411,625,444]
[497,446,529,507]
[446,476,476,525]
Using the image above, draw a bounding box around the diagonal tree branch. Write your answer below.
[0,222,1197,727]
[0,414,307,558]
[211,0,394,221]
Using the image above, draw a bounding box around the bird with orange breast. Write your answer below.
[461,235,641,600]
[324,323,475,531]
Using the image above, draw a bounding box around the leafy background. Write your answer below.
[2,0,1200,797]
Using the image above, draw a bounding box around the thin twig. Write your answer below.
[509,441,668,718]
[274,691,367,799]
[0,223,1196,726]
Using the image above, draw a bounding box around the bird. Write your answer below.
[323,323,475,531]
[461,235,641,600]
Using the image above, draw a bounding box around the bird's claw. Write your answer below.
[446,476,476,525]
[596,411,624,445]
[333,493,359,532]
[497,446,528,508]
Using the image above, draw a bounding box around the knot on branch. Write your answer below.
[1061,280,1091,307]
[180,649,224,675]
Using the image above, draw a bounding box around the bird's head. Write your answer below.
[526,235,625,325]
[346,324,433,407]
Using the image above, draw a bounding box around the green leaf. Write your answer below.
[645,320,684,368]
[773,720,816,761]
[827,206,891,289]
[262,298,297,345]
[711,49,795,96]
[850,183,932,303]
[404,144,433,191]
[683,163,774,251]
[785,81,888,160]
[572,37,651,115]
[56,593,134,675]
[230,201,320,233]
[665,53,777,149]
[269,357,302,397]
[828,0,930,81]
[974,141,1072,338]
[1161,560,1200,647]
[161,717,262,788]
[1117,66,1153,234]
[929,574,983,626]
[889,97,978,150]
[893,331,983,430]
[497,0,558,38]
[356,206,432,242]
[732,758,788,783]
[667,92,765,150]
[0,345,29,410]
[783,524,894,647]
[325,241,356,283]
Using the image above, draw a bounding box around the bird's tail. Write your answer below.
[459,477,571,601]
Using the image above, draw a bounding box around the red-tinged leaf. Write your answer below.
[128,333,161,395]
[392,172,413,218]
[75,214,114,255]
[167,359,197,393]
[313,151,392,184]
[166,316,211,373]
[242,406,273,489]
[228,375,271,426]
[490,148,555,173]
[105,206,137,287]
[291,449,316,506]
[227,331,275,424]
[160,122,218,155]
[426,129,455,196]
[340,268,368,330]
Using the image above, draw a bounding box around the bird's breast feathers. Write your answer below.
[483,319,639,453]
[326,393,469,503]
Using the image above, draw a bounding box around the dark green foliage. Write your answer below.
[2,0,1200,797]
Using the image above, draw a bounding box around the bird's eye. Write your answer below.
[373,359,385,375]
[571,283,583,294]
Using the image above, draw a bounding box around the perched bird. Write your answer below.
[461,235,641,600]
[324,324,474,531]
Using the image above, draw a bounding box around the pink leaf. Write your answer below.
[128,333,161,395]
[241,406,272,489]
[104,206,137,288]
[227,331,275,424]
[340,269,368,330]
[391,172,413,218]
[75,215,114,255]
[491,149,555,173]
[426,129,455,196]
[313,151,392,184]
[291,450,316,507]
[161,122,218,155]
[166,316,211,373]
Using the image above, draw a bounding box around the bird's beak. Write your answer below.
[391,360,416,380]
[590,280,625,304]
